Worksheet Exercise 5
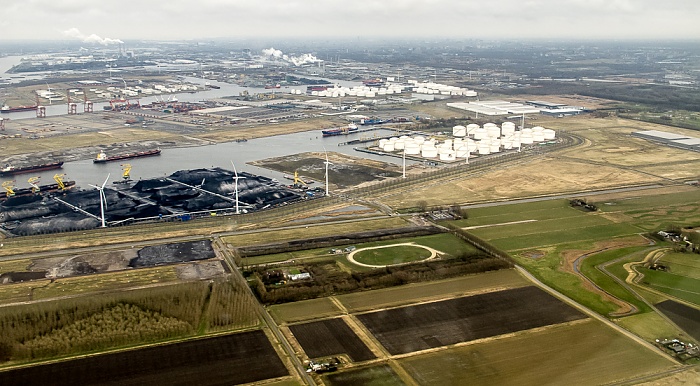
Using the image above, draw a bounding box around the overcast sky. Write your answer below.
[1,0,698,43]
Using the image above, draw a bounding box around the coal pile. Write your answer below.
[0,167,302,236]
[129,240,216,268]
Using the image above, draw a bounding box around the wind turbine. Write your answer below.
[89,174,110,228]
[323,147,332,196]
[230,161,245,214]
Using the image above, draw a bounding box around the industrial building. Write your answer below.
[632,130,700,152]
[446,100,541,116]
[526,101,584,117]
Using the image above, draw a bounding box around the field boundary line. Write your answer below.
[462,219,537,230]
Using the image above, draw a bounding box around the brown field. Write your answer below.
[356,286,586,355]
[324,364,407,386]
[0,330,288,386]
[289,317,376,362]
[399,319,676,386]
[337,269,528,312]
[655,300,700,342]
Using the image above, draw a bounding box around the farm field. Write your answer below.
[289,317,376,362]
[356,286,586,355]
[655,300,700,342]
[638,268,700,306]
[0,266,180,305]
[0,330,289,386]
[243,233,480,266]
[398,319,676,386]
[269,297,342,324]
[658,252,700,280]
[324,364,406,386]
[336,269,529,313]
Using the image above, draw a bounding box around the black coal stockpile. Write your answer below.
[129,240,216,267]
[0,167,302,236]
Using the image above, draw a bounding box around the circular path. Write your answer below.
[346,242,443,268]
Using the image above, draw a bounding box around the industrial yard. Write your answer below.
[1,37,699,386]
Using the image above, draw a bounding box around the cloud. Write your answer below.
[63,28,123,45]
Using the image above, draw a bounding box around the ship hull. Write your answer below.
[0,162,64,176]
[1,105,38,113]
[93,149,161,164]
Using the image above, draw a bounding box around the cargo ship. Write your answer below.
[321,124,359,137]
[1,104,38,113]
[93,149,161,163]
[0,161,64,176]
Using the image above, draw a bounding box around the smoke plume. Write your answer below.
[260,47,322,66]
[63,28,124,45]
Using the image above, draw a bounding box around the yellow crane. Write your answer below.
[2,180,16,197]
[293,170,307,187]
[53,173,67,191]
[28,176,41,193]
[121,163,132,181]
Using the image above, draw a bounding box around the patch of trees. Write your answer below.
[247,252,511,305]
[570,199,598,212]
[0,278,258,363]
[447,225,515,265]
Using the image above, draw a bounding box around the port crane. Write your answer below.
[53,174,67,191]
[2,181,16,197]
[121,164,132,181]
[28,176,41,193]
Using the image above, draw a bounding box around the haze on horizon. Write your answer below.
[1,0,698,44]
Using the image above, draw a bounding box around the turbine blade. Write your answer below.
[101,173,111,188]
[230,160,238,177]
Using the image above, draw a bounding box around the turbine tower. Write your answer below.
[89,174,110,228]
[230,161,245,214]
[323,148,332,196]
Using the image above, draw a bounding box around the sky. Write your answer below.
[1,0,698,43]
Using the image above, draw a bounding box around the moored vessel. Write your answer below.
[93,149,161,164]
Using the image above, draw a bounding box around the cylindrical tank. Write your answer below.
[455,146,470,158]
[487,126,501,138]
[421,146,438,158]
[405,143,421,155]
[394,140,405,150]
[521,134,534,144]
[383,142,395,151]
[478,144,491,155]
[439,150,456,161]
[466,124,480,135]
[543,129,556,140]
[533,132,545,142]
[474,127,488,140]
[452,125,467,137]
[489,143,501,153]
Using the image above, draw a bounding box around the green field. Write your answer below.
[244,233,481,267]
[0,258,33,274]
[616,312,686,343]
[398,320,676,386]
[269,297,342,324]
[658,252,700,280]
[337,269,528,313]
[352,245,432,266]
[638,268,700,306]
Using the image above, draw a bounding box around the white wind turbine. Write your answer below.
[89,174,110,228]
[323,147,332,196]
[230,161,245,214]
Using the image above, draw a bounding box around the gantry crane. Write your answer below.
[28,176,41,193]
[2,180,16,197]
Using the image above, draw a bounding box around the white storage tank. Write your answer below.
[443,139,453,149]
[383,142,396,151]
[466,124,480,135]
[543,129,556,140]
[455,146,470,158]
[487,126,501,138]
[405,143,421,155]
[421,146,438,158]
[503,140,513,150]
[452,125,467,137]
[521,134,534,144]
[394,140,405,150]
[439,150,456,161]
[533,132,545,142]
[484,122,498,129]
[532,126,545,133]
[478,144,491,155]
[474,127,488,140]
[413,135,425,145]
[489,143,501,153]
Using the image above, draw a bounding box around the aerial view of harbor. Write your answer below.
[0,2,699,385]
